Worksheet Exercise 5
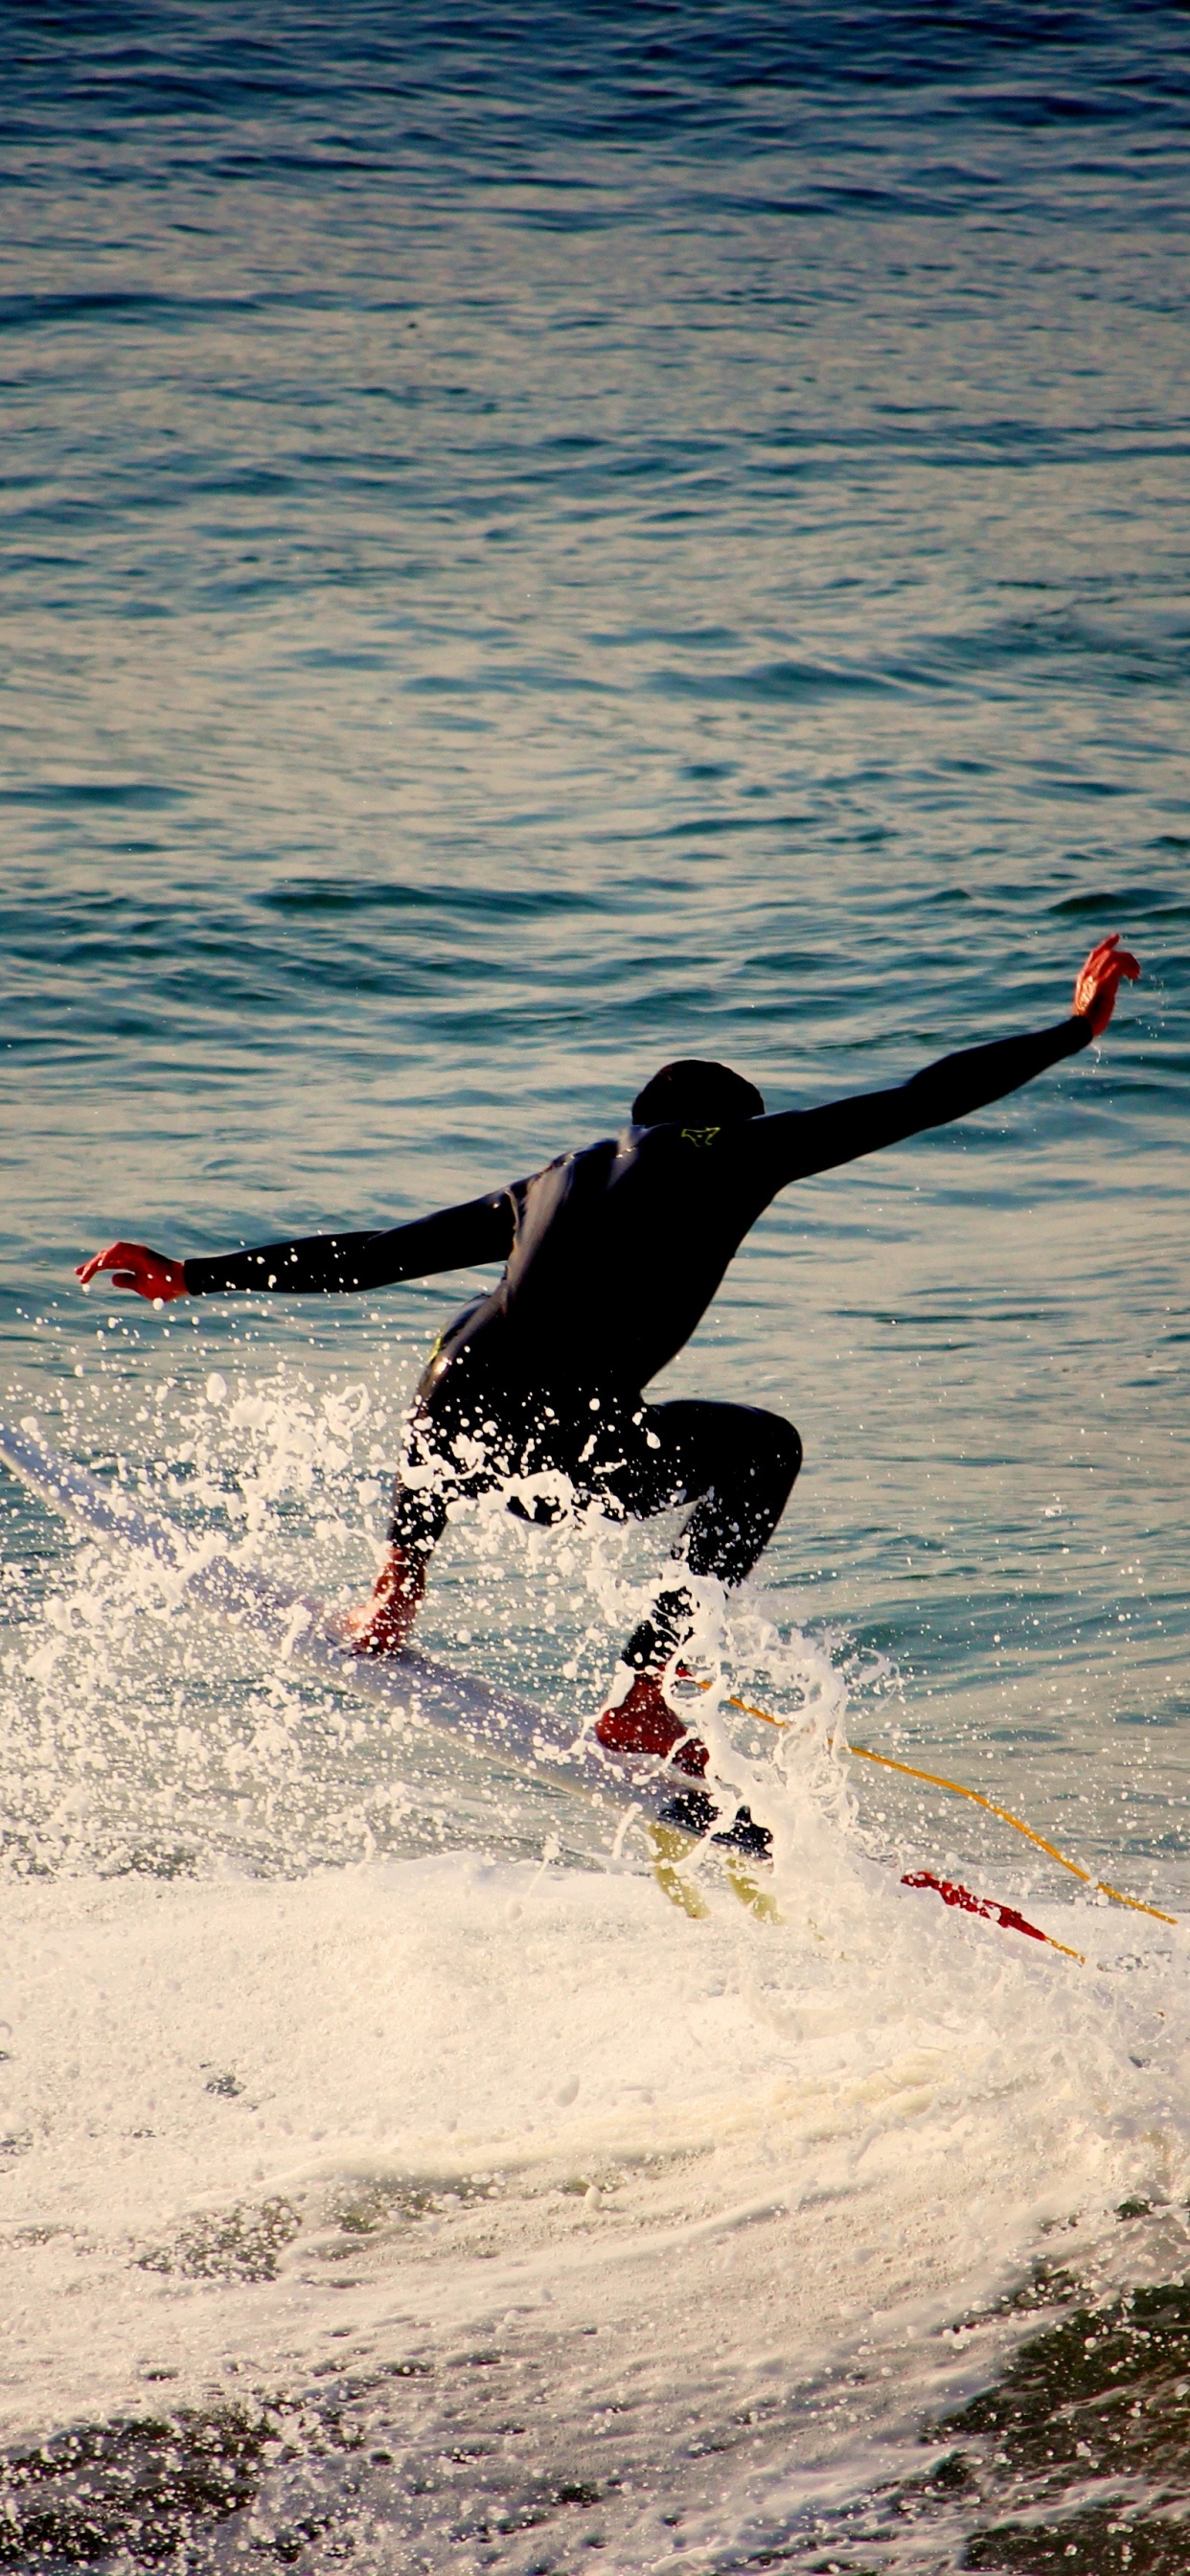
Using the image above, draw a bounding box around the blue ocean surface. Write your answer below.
[1,6,1189,2569]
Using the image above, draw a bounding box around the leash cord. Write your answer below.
[710,1688,1178,1930]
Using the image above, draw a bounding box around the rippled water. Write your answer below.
[2,6,1189,2568]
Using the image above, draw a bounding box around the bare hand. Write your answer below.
[75,1241,189,1302]
[1073,933,1139,1039]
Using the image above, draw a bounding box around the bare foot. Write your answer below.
[342,1546,426,1658]
[595,1671,708,1776]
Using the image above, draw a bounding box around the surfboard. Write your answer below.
[3,1422,1100,1948]
[0,1419,686,1827]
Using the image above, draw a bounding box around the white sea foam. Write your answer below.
[4,1558,1190,2564]
[2,1848,1188,2560]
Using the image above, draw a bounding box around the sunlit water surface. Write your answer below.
[2,6,1189,2568]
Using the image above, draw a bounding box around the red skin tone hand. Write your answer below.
[1073,932,1139,1038]
[75,1241,189,1302]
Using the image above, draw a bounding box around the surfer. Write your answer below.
[78,935,1137,1781]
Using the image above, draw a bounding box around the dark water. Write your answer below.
[2,6,1189,2568]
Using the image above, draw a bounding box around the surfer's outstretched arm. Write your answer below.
[77,1190,516,1302]
[753,935,1139,1191]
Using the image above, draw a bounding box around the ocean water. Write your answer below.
[2,4,1189,2566]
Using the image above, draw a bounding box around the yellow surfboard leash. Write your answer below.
[715,1686,1178,1930]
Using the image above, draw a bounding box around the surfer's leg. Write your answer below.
[613,1399,801,1661]
[352,1379,606,1654]
[666,1399,803,1589]
[345,1470,447,1656]
[595,1400,801,1769]
[347,1397,498,1657]
[345,1538,433,1656]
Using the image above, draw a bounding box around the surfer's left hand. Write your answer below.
[76,1241,189,1302]
[1073,933,1139,1038]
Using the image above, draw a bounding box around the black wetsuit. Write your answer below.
[184,1012,1092,1649]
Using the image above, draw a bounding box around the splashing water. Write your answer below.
[4,1364,1190,2574]
[3,0,1189,2562]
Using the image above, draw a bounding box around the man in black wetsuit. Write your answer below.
[79,935,1137,1778]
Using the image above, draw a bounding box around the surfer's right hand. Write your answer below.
[75,1241,189,1302]
[1073,933,1139,1037]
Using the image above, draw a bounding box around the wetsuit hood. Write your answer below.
[631,1059,765,1126]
